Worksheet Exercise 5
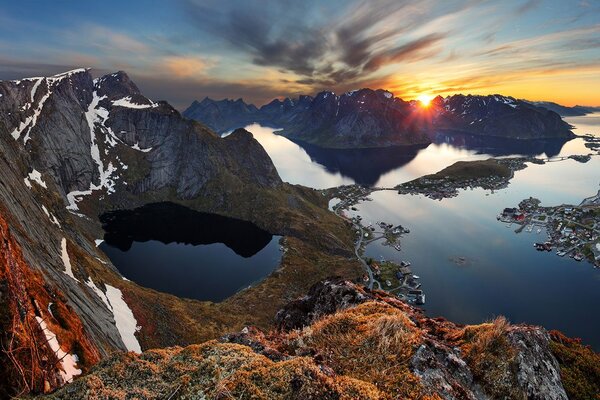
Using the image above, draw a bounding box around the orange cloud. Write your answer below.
[161,56,214,78]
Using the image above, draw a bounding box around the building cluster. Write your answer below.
[499,197,600,268]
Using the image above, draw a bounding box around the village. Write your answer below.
[498,196,600,267]
[326,186,426,305]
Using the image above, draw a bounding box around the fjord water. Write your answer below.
[240,122,593,188]
[243,114,600,349]
[100,203,282,302]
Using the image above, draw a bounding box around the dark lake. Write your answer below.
[99,203,282,302]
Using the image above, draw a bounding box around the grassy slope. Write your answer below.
[422,159,512,181]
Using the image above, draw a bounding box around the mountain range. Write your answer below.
[184,90,575,148]
[528,101,600,117]
[0,69,597,398]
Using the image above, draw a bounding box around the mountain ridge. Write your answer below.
[184,89,574,148]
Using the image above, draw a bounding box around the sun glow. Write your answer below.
[417,94,434,107]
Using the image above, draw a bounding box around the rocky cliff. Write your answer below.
[45,279,599,400]
[0,69,361,396]
[184,90,574,148]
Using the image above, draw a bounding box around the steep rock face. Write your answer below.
[1,69,281,210]
[46,279,576,400]
[183,97,259,132]
[184,90,573,148]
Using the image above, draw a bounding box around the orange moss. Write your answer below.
[284,301,425,399]
[0,213,100,396]
[48,341,386,399]
[452,316,524,399]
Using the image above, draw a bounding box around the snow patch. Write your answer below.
[85,278,111,309]
[131,142,152,152]
[35,316,81,383]
[104,285,142,353]
[84,279,141,352]
[60,238,79,282]
[67,90,118,210]
[112,96,157,109]
[41,205,61,227]
[26,169,47,188]
[10,78,52,142]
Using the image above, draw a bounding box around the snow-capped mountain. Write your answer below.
[0,68,285,392]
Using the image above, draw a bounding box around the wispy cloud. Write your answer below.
[0,0,599,107]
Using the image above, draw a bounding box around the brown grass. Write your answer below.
[285,301,425,399]
[453,316,525,399]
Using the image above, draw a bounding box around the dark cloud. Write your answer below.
[182,0,447,87]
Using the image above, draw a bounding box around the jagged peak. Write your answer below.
[3,67,91,85]
[94,70,141,100]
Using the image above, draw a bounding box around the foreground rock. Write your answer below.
[46,279,599,400]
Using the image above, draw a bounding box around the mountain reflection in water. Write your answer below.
[100,202,273,257]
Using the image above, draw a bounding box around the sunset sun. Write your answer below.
[417,94,434,107]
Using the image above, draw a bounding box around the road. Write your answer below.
[355,225,375,289]
[334,204,378,290]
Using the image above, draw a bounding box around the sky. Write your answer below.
[1,0,599,109]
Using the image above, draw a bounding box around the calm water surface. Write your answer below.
[240,118,598,188]
[243,114,600,349]
[100,203,282,302]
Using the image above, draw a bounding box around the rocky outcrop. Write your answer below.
[44,279,578,400]
[275,277,376,331]
[184,90,574,148]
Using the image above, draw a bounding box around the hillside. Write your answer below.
[44,279,600,400]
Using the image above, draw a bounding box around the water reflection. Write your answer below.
[99,203,282,301]
[432,132,569,158]
[289,140,428,186]
[100,202,273,257]
[241,123,582,188]
[348,113,600,349]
